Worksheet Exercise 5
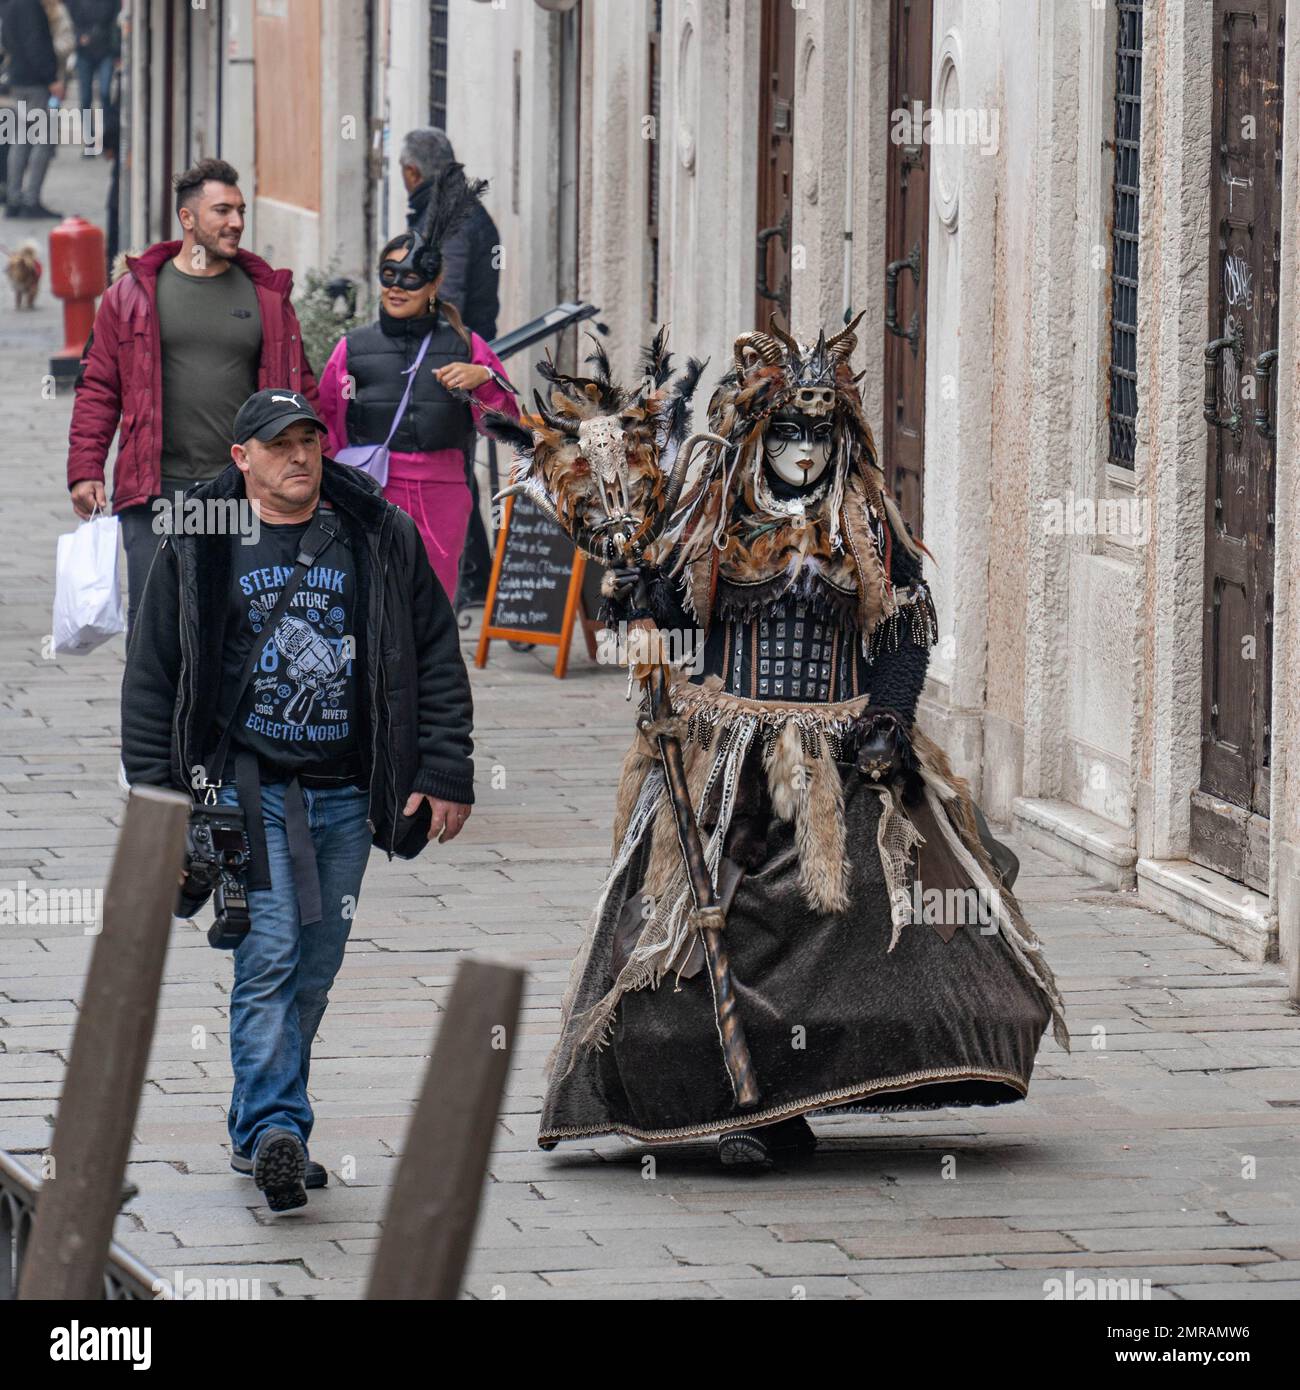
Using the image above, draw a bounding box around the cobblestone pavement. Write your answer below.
[2,157,1299,1301]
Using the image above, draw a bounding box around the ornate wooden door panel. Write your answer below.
[755,0,796,328]
[882,0,932,535]
[1193,0,1283,891]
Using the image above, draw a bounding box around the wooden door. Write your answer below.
[882,0,932,535]
[1193,0,1283,891]
[755,0,796,327]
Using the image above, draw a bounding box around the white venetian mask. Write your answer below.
[762,412,834,489]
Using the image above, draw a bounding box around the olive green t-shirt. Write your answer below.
[156,260,263,480]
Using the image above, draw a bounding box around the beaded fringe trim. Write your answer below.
[868,581,940,659]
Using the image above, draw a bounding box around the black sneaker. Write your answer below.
[231,1147,327,1189]
[717,1114,817,1170]
[25,203,62,219]
[251,1128,308,1213]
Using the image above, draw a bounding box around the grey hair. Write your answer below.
[399,127,456,181]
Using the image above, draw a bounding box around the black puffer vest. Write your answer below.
[344,308,473,454]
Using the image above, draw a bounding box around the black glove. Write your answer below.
[599,564,640,625]
[599,562,662,624]
[853,707,922,801]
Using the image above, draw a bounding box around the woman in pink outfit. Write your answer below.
[318,231,517,598]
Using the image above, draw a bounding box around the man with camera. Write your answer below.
[121,389,474,1214]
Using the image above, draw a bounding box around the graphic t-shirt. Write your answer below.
[216,518,360,777]
[156,260,262,480]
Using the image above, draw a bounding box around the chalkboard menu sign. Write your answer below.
[475,493,593,678]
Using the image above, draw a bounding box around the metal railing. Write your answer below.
[2,784,523,1301]
[0,1150,161,1301]
[487,300,600,365]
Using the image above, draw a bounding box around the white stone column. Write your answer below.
[915,0,1000,800]
[219,0,258,242]
[1018,0,1082,804]
[583,3,654,387]
[789,0,849,340]
[383,0,431,242]
[1132,0,1213,863]
[659,0,761,418]
[441,0,566,391]
[319,0,369,283]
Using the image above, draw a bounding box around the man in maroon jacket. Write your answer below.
[66,157,318,627]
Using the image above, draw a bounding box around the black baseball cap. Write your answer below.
[232,389,326,445]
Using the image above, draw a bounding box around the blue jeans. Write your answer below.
[77,52,115,111]
[216,780,372,1156]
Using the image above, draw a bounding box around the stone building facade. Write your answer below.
[118,0,1300,995]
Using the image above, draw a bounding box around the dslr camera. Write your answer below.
[176,803,252,949]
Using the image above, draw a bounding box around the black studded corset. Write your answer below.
[693,592,872,703]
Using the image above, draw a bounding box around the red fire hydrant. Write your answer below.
[49,216,107,386]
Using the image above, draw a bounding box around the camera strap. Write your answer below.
[196,505,342,928]
[199,503,342,795]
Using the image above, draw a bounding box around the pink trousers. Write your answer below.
[382,452,474,599]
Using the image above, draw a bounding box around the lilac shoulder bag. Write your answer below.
[335,330,434,489]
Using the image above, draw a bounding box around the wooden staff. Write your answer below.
[634,622,759,1109]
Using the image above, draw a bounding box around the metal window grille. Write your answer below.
[1108,0,1143,467]
[429,0,449,129]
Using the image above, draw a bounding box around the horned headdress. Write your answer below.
[663,312,931,641]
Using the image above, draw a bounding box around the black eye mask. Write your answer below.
[379,263,432,291]
[765,414,834,452]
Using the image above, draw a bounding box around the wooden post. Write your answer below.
[19,786,191,1300]
[366,958,524,1300]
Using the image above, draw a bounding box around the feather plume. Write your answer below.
[660,356,707,444]
[583,333,615,387]
[479,409,537,457]
[537,352,624,413]
[410,162,488,280]
[636,325,674,390]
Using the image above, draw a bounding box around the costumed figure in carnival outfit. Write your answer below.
[485,318,1068,1169]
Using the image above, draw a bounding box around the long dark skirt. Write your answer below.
[538,766,1053,1147]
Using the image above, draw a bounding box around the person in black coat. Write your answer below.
[122,389,475,1213]
[400,127,499,338]
[66,0,119,110]
[400,127,501,604]
[3,0,63,217]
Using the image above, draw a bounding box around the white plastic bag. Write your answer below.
[52,514,126,655]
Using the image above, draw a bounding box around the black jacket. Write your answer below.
[121,459,475,857]
[65,0,119,61]
[344,308,473,454]
[407,181,500,340]
[2,0,58,87]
